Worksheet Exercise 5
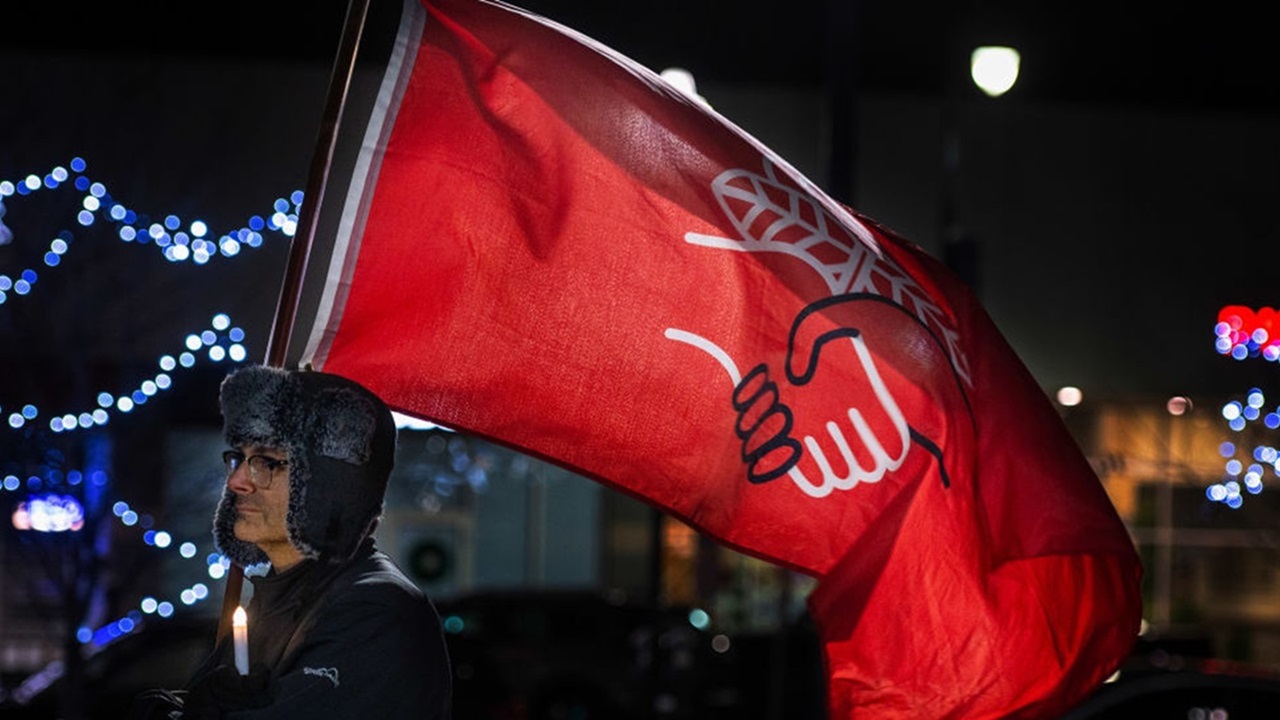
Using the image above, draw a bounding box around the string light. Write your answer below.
[0,159,279,684]
[3,469,227,648]
[0,158,303,305]
[1,313,248,435]
[1208,386,1280,509]
[1209,310,1280,509]
[101,493,225,643]
[0,154,424,679]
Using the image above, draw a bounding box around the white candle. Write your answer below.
[233,605,249,675]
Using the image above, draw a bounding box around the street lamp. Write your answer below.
[1153,395,1194,629]
[970,46,1021,98]
[940,44,1021,291]
[1057,386,1084,407]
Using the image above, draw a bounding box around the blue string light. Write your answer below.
[1208,387,1280,509]
[95,494,220,638]
[1,313,249,434]
[1208,314,1280,509]
[3,468,229,648]
[0,159,293,680]
[0,158,303,305]
[87,497,225,645]
[0,158,327,674]
[5,474,229,647]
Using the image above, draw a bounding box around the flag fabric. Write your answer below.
[296,0,1143,716]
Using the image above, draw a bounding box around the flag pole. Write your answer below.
[216,0,373,643]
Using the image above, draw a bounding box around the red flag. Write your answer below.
[297,0,1142,716]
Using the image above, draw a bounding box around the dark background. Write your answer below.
[4,0,1277,405]
[11,1,1276,112]
[2,2,1278,717]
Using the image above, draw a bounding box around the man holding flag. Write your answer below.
[265,0,1143,716]
[133,366,452,718]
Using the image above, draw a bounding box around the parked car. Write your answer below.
[1061,671,1280,719]
[437,589,746,720]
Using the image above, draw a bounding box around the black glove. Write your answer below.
[180,663,272,719]
[128,688,186,720]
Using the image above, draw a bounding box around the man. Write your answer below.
[133,365,452,718]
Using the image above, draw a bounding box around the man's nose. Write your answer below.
[226,464,255,494]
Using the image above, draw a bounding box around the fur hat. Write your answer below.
[213,366,397,567]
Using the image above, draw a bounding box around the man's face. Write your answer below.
[226,444,298,566]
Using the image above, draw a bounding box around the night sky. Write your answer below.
[3,0,1278,408]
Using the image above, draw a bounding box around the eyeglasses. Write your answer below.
[222,450,289,489]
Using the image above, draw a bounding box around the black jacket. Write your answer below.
[187,542,451,719]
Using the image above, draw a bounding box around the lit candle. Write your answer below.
[233,606,249,675]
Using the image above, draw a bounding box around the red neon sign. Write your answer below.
[1217,306,1280,361]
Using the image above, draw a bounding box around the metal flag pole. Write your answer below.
[216,0,373,642]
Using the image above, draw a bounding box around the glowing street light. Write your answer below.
[1057,386,1083,407]
[970,46,1021,97]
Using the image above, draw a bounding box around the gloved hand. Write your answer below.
[128,687,186,720]
[180,663,272,719]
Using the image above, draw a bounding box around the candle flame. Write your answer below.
[233,605,247,627]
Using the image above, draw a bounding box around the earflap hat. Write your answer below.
[213,366,396,567]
